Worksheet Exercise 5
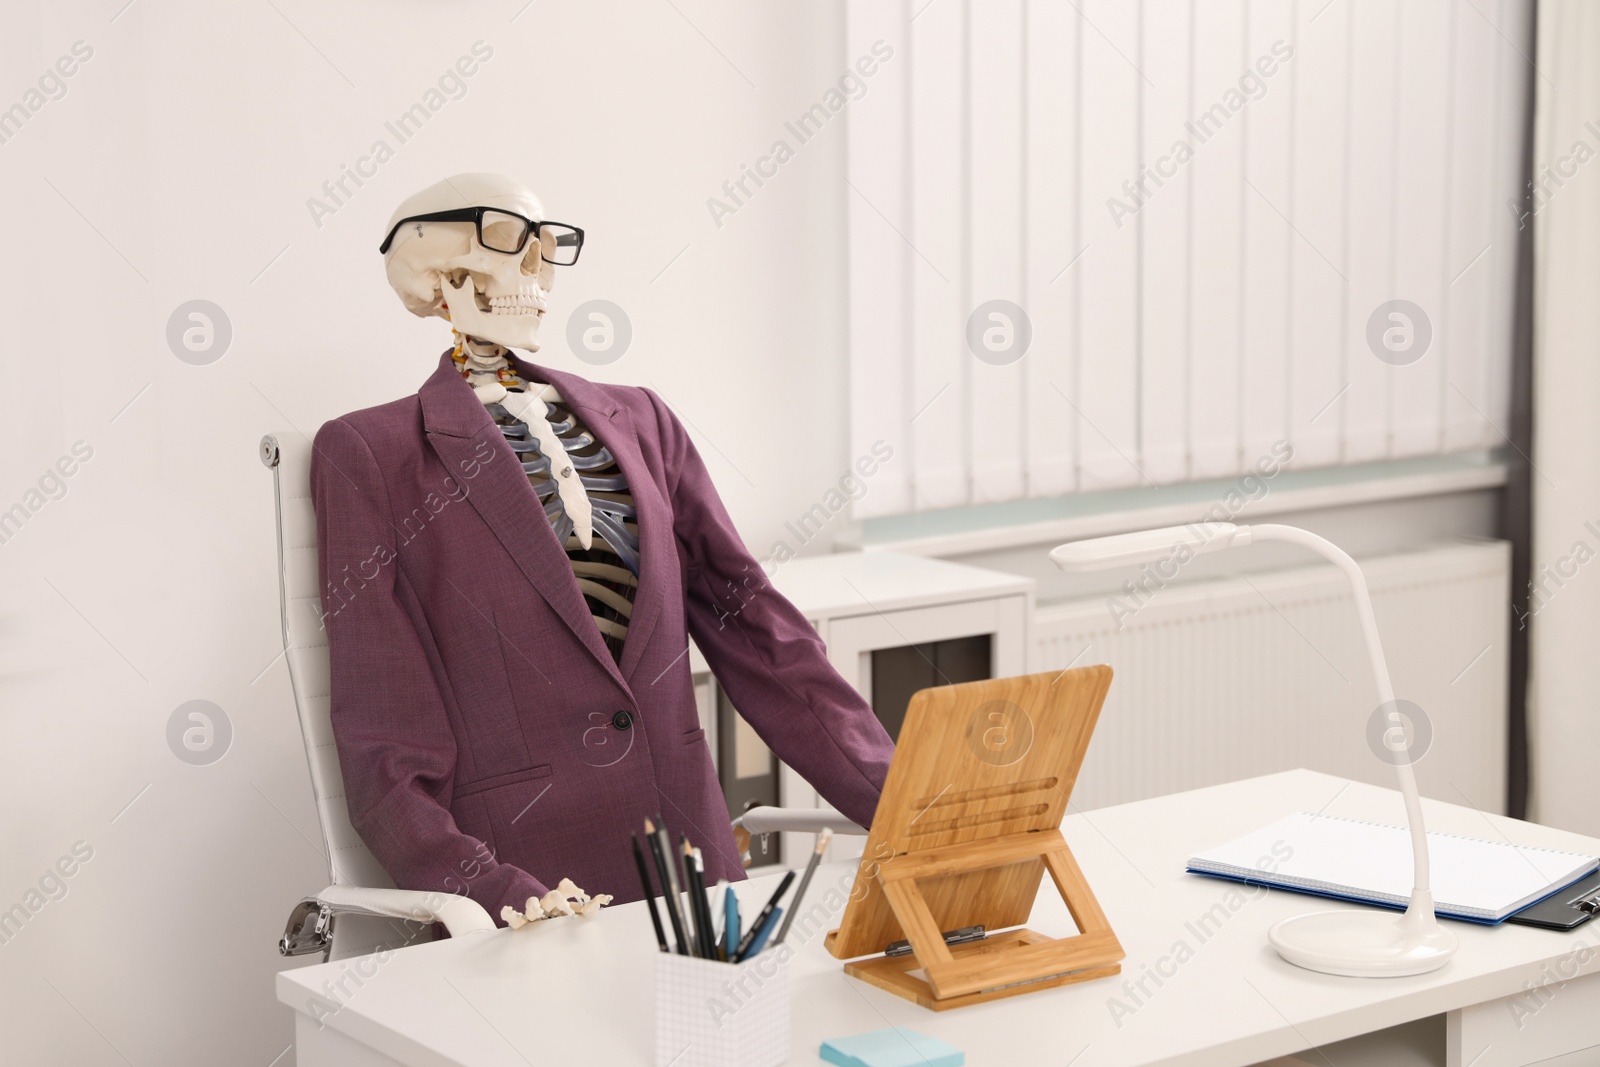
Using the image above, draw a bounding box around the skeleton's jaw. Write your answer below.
[442,273,545,352]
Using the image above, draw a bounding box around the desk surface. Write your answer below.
[766,549,1033,620]
[277,770,1600,1067]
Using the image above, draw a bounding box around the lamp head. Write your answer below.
[1049,522,1249,572]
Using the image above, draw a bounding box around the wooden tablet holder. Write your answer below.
[825,667,1123,1010]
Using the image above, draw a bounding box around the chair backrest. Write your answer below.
[261,432,396,892]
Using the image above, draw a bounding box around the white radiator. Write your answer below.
[1034,541,1510,815]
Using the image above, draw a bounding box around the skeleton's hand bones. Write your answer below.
[500,877,613,928]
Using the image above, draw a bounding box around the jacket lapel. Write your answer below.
[518,357,670,686]
[418,353,630,695]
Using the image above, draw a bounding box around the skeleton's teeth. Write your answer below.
[487,293,544,315]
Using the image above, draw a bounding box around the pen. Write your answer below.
[644,818,688,955]
[773,827,830,946]
[723,884,739,962]
[631,833,668,953]
[740,906,783,961]
[732,870,794,962]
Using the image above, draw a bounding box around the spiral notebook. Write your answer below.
[1188,812,1600,924]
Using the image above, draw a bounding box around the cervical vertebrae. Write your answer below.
[451,337,593,549]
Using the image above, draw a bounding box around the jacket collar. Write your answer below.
[416,349,664,692]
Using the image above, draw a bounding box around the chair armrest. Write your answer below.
[280,886,496,956]
[317,885,497,936]
[732,806,867,836]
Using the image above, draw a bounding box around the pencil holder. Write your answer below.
[655,949,791,1067]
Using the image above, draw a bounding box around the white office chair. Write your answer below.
[263,432,496,962]
[262,431,862,962]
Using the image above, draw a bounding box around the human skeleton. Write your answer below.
[381,173,634,917]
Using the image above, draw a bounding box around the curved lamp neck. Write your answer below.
[1241,524,1430,898]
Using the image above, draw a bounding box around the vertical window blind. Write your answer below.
[845,0,1529,520]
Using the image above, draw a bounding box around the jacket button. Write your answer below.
[611,710,633,731]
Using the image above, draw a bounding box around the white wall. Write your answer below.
[1529,0,1600,838]
[0,2,860,1062]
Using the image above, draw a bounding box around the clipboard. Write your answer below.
[1507,868,1600,930]
[825,667,1124,1010]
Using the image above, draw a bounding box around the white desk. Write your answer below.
[278,770,1600,1067]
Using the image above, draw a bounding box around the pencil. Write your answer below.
[732,870,794,962]
[631,833,668,953]
[772,827,830,946]
[694,853,725,961]
[683,840,718,960]
[677,837,704,957]
[644,818,688,955]
[655,817,695,957]
[680,839,704,958]
[711,879,729,960]
[698,853,726,962]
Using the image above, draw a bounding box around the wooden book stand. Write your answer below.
[825,667,1123,1010]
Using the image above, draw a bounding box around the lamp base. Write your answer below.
[1268,909,1458,977]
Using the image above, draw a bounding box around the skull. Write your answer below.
[382,172,556,351]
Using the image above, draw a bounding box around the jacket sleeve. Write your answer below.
[643,390,893,829]
[312,417,545,924]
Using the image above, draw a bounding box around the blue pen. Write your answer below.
[739,906,783,961]
[723,886,740,962]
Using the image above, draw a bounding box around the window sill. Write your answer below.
[858,451,1509,558]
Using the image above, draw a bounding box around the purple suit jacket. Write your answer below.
[312,352,893,923]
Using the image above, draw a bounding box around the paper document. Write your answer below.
[1188,812,1600,923]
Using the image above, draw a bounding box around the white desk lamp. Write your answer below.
[1050,522,1457,978]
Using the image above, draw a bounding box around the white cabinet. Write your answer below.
[690,550,1034,865]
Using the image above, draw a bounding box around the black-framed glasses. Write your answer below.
[378,207,585,265]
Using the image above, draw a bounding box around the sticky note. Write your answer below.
[820,1027,964,1067]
